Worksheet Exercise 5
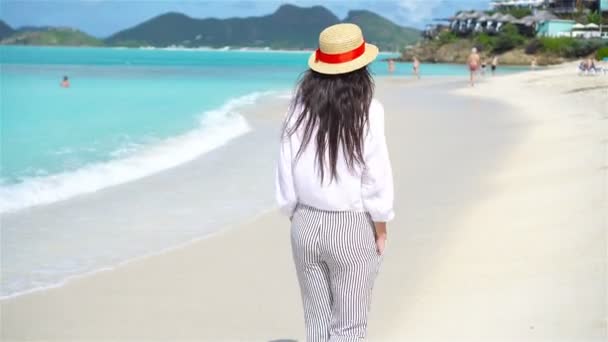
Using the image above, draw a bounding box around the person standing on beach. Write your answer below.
[276,23,393,341]
[491,55,499,75]
[388,58,395,74]
[413,56,421,79]
[467,48,481,87]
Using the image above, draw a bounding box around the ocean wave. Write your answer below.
[0,92,274,214]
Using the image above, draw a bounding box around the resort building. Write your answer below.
[491,0,547,8]
[491,0,599,13]
[447,11,518,34]
[424,1,605,39]
[536,19,577,36]
[447,10,558,35]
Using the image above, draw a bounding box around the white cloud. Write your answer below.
[397,0,444,23]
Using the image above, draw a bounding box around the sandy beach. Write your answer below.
[1,64,606,341]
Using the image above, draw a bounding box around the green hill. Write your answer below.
[107,5,340,49]
[107,4,420,50]
[344,10,420,51]
[0,4,420,50]
[1,27,103,46]
[0,20,15,40]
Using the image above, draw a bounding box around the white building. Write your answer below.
[491,0,548,8]
[491,0,598,14]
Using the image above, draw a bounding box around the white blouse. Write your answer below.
[275,99,394,222]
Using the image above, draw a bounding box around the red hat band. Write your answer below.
[315,41,366,64]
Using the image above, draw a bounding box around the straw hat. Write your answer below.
[308,23,379,75]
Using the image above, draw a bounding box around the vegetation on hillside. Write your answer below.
[474,23,527,54]
[1,28,103,46]
[596,47,608,60]
[408,8,608,65]
[586,11,602,25]
[106,4,419,50]
[0,20,15,40]
[344,10,420,51]
[0,4,419,50]
[106,5,340,49]
[533,37,608,57]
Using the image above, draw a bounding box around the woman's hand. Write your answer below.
[374,222,387,256]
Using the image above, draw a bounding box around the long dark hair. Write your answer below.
[283,66,374,183]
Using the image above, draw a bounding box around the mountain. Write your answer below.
[106,4,340,49]
[1,27,103,46]
[107,4,420,50]
[0,4,420,50]
[344,10,420,51]
[0,20,15,40]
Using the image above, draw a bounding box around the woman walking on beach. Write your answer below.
[276,23,394,341]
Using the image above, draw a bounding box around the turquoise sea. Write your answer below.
[0,46,524,298]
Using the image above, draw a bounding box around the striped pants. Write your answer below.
[290,205,382,342]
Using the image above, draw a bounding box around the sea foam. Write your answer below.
[0,92,272,213]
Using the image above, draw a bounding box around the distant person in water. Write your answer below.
[60,76,70,88]
[388,59,395,74]
[531,57,538,70]
[467,48,480,87]
[491,56,499,75]
[481,60,487,76]
[413,56,421,79]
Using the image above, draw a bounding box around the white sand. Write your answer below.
[375,65,607,341]
[1,66,606,341]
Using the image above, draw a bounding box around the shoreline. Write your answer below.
[0,75,497,301]
[1,75,523,340]
[0,75,476,216]
[2,65,605,340]
[0,44,400,54]
[0,89,287,214]
[0,89,293,299]
[0,206,278,301]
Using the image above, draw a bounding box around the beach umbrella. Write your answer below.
[572,23,585,29]
[462,11,478,20]
[500,14,517,23]
[518,15,537,26]
[456,12,468,20]
[520,15,535,21]
[490,13,503,20]
[470,11,485,19]
[585,23,599,29]
[534,11,558,21]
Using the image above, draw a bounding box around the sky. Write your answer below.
[0,0,489,38]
